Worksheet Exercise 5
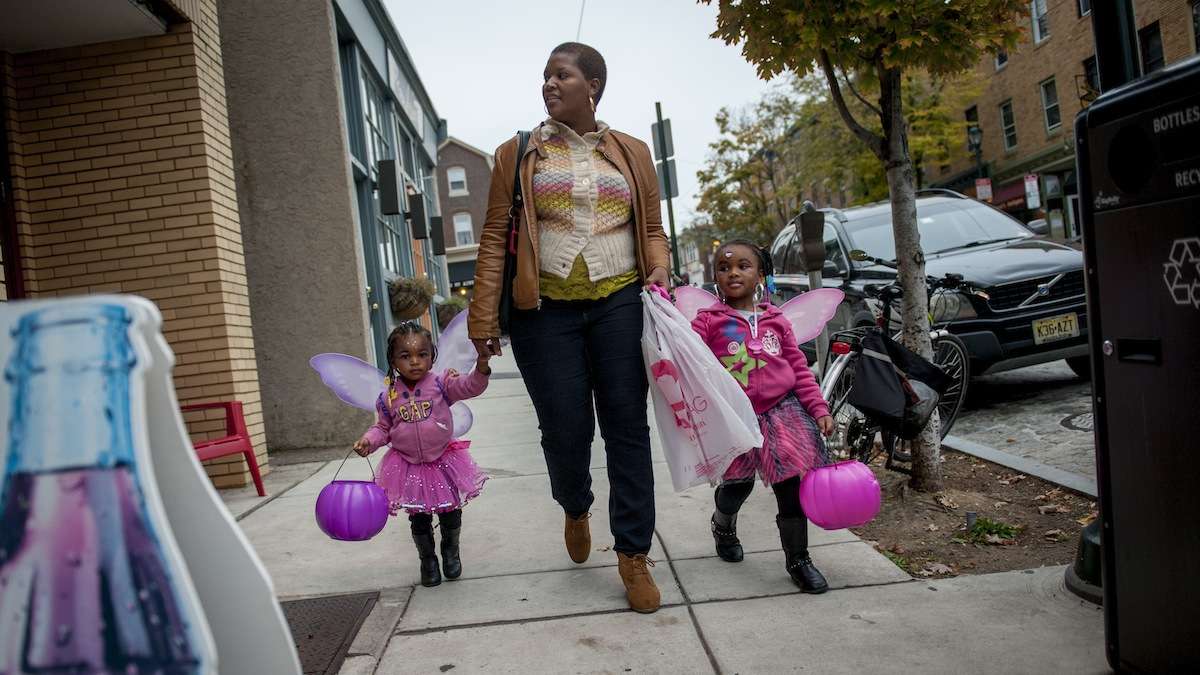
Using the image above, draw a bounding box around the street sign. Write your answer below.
[976,177,993,202]
[651,118,674,161]
[1025,173,1042,209]
[656,159,679,200]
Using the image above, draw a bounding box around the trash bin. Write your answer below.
[1076,56,1200,672]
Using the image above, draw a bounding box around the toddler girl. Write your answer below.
[689,240,834,593]
[354,323,491,587]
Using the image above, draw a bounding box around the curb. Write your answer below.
[942,435,1098,498]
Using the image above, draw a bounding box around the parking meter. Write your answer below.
[798,203,830,373]
[1076,57,1200,672]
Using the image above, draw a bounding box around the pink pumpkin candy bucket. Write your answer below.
[798,460,882,530]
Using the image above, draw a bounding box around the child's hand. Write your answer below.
[353,438,372,457]
[475,354,492,376]
[816,415,834,437]
[445,368,459,378]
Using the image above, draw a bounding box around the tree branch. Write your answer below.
[837,65,883,119]
[818,49,885,160]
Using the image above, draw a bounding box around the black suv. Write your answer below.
[769,191,1089,377]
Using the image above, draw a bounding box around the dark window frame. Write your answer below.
[1000,99,1018,150]
[1139,22,1165,74]
[1040,77,1062,132]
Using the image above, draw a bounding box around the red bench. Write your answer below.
[183,401,266,497]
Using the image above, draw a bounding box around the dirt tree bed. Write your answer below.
[850,450,1097,579]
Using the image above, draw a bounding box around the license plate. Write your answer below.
[1032,313,1080,345]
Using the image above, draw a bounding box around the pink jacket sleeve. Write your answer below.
[362,394,391,450]
[442,369,489,403]
[690,312,709,340]
[780,326,831,420]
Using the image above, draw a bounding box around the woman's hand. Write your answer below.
[353,438,372,457]
[645,266,670,291]
[472,337,502,358]
[816,415,835,437]
[476,354,492,376]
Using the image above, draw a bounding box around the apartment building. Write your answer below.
[935,0,1200,237]
[436,136,491,299]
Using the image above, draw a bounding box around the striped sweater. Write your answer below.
[532,119,636,283]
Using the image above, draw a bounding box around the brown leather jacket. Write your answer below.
[467,123,671,339]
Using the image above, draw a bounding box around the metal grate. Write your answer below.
[986,271,1085,311]
[281,592,378,675]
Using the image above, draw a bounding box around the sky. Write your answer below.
[382,0,778,231]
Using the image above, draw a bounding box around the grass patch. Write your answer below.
[968,517,1020,544]
[882,550,910,570]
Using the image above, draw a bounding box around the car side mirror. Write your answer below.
[1027,218,1049,235]
[848,249,872,262]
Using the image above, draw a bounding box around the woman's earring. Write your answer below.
[589,96,596,113]
[754,283,765,305]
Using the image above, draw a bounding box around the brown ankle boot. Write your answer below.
[564,512,591,564]
[616,552,661,614]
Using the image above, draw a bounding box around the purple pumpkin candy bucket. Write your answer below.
[315,451,389,541]
[798,460,882,530]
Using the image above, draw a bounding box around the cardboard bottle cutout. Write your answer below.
[0,296,300,675]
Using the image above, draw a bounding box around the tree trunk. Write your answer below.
[881,73,943,492]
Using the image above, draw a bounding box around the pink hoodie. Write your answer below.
[691,302,830,419]
[362,369,489,464]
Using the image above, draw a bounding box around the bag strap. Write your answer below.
[506,130,531,255]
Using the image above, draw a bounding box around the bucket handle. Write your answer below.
[332,446,378,482]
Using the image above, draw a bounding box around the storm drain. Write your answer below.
[281,591,378,675]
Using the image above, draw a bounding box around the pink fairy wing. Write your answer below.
[673,286,720,322]
[433,309,477,377]
[309,353,386,411]
[780,288,846,344]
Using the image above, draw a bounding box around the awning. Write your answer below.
[992,179,1027,208]
[449,260,476,286]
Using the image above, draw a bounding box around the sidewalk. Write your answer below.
[224,355,1108,674]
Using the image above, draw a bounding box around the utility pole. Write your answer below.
[652,102,680,276]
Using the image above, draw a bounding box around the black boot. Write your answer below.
[440,526,462,580]
[711,512,744,563]
[776,515,827,594]
[412,531,442,587]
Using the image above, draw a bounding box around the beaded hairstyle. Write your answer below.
[715,239,777,296]
[384,322,437,405]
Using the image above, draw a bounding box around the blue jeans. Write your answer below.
[509,283,655,554]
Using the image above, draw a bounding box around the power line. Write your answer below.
[576,0,586,40]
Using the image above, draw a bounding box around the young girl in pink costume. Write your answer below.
[353,322,491,587]
[690,240,835,593]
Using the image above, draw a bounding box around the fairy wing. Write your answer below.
[780,288,846,344]
[309,353,385,411]
[673,286,719,323]
[432,309,476,377]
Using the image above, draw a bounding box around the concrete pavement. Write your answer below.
[224,354,1108,674]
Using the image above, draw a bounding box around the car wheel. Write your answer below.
[1066,355,1091,380]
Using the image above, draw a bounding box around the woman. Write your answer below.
[468,42,671,613]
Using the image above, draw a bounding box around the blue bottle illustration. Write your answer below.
[0,303,212,673]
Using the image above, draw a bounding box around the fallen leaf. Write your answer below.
[1038,504,1070,515]
[925,562,954,575]
[1076,511,1099,527]
[935,494,959,510]
[983,534,1012,545]
[926,523,940,532]
[1044,529,1066,540]
[993,501,1010,508]
[1034,488,1063,501]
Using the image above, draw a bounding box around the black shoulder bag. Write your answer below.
[497,130,531,336]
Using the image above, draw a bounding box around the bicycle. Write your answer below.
[819,253,981,473]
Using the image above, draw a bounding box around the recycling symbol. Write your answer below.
[1162,237,1200,308]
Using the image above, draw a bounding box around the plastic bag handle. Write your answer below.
[333,447,377,482]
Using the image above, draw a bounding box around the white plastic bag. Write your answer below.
[641,290,764,491]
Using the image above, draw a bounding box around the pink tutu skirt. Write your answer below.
[723,393,831,486]
[376,440,488,515]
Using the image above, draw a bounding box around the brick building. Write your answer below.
[436,136,492,299]
[935,0,1200,237]
[1,0,268,488]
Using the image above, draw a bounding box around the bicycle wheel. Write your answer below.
[884,333,971,461]
[822,353,881,464]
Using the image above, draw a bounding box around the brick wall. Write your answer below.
[2,0,266,488]
[946,0,1199,183]
[437,140,491,247]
